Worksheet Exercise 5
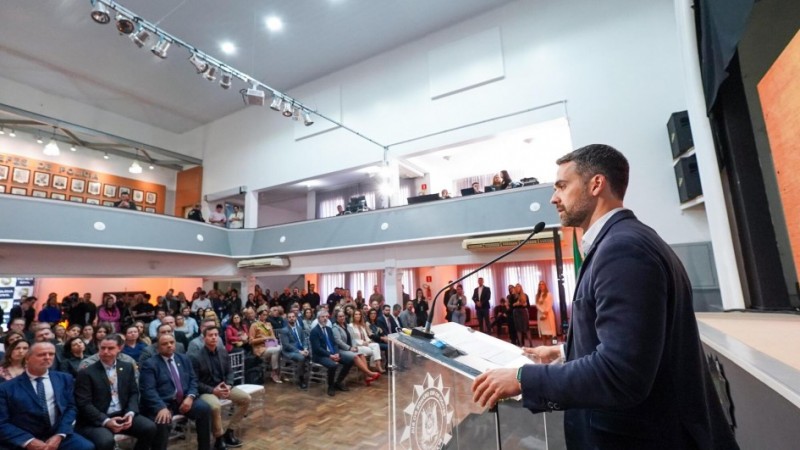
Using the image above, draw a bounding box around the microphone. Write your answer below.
[416,221,547,340]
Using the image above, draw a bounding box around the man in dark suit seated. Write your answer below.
[138,323,187,364]
[472,145,738,449]
[0,341,94,450]
[74,335,160,450]
[189,326,250,449]
[139,334,213,450]
[309,310,353,397]
[278,311,310,390]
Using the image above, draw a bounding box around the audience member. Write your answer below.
[122,324,147,361]
[440,189,451,199]
[187,204,205,222]
[510,283,531,347]
[412,288,429,327]
[139,323,187,363]
[228,205,244,229]
[59,336,86,378]
[472,277,492,334]
[134,320,152,345]
[310,310,353,397]
[189,326,250,449]
[224,313,249,353]
[75,335,160,450]
[368,285,384,306]
[208,204,227,228]
[37,293,62,324]
[303,284,320,310]
[0,338,28,382]
[278,312,309,390]
[398,301,416,329]
[300,308,315,331]
[267,306,286,330]
[349,310,384,374]
[139,334,212,450]
[114,192,138,209]
[471,181,483,194]
[491,298,510,337]
[332,311,380,385]
[0,342,94,449]
[447,285,467,325]
[249,307,282,384]
[98,296,122,333]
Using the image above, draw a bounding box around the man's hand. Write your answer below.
[43,435,63,450]
[155,407,172,424]
[119,414,134,430]
[25,439,47,450]
[301,350,309,357]
[179,396,193,414]
[105,416,126,433]
[522,345,562,364]
[330,354,341,362]
[471,368,521,408]
[214,382,230,399]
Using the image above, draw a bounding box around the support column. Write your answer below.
[306,190,317,220]
[243,189,259,229]
[383,264,400,307]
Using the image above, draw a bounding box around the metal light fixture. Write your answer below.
[8,129,16,138]
[244,83,265,106]
[90,0,111,24]
[36,134,43,144]
[292,106,301,121]
[130,27,150,48]
[148,164,155,170]
[128,160,143,174]
[269,94,283,111]
[219,72,232,89]
[70,145,77,152]
[0,127,5,135]
[103,153,110,160]
[188,53,208,73]
[282,101,294,117]
[203,66,217,82]
[43,128,60,156]
[151,37,171,58]
[115,14,135,34]
[303,111,314,127]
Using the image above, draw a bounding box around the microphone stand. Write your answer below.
[412,221,547,340]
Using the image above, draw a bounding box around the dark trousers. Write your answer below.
[283,351,308,384]
[77,414,158,450]
[476,308,491,334]
[0,433,94,450]
[150,398,212,450]
[314,355,353,386]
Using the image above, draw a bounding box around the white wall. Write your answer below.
[33,277,203,308]
[194,0,710,245]
[257,198,306,227]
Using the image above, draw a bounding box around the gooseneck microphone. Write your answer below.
[416,221,547,339]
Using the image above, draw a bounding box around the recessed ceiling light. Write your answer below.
[265,16,283,32]
[220,41,236,54]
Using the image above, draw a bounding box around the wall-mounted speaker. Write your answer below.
[674,154,703,203]
[667,110,694,158]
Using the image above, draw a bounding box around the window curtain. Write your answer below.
[347,270,381,299]
[399,268,417,298]
[318,272,345,300]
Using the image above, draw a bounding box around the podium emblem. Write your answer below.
[401,373,454,450]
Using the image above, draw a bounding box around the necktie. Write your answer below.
[167,358,184,404]
[323,328,335,354]
[35,377,51,427]
[293,327,302,350]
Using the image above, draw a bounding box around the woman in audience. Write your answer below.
[3,331,24,348]
[366,308,389,352]
[0,339,28,382]
[225,312,249,353]
[176,291,190,312]
[80,324,94,348]
[98,295,121,332]
[86,323,110,356]
[52,324,67,344]
[37,293,62,324]
[59,336,85,378]
[354,290,366,310]
[535,281,557,345]
[500,170,513,189]
[250,307,283,383]
[172,315,192,340]
[203,309,221,327]
[344,305,356,323]
[413,288,429,327]
[301,307,315,330]
[66,324,82,340]
[511,283,531,347]
[121,324,147,361]
[349,309,384,374]
[134,320,151,345]
[332,311,380,385]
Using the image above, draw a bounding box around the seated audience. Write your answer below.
[301,308,315,331]
[267,306,286,331]
[114,191,138,209]
[122,324,148,361]
[310,310,354,397]
[278,311,309,390]
[75,335,160,450]
[0,342,94,449]
[187,319,224,357]
[53,324,67,345]
[66,324,82,341]
[80,324,96,355]
[249,307,282,384]
[0,338,28,382]
[471,181,483,194]
[398,301,416,329]
[37,293,62,324]
[349,309,384,373]
[332,311,380,385]
[440,189,451,199]
[139,334,213,450]
[59,336,86,378]
[139,323,187,363]
[366,308,389,353]
[189,326,250,449]
[224,313,249,353]
[134,320,152,345]
[491,297,510,336]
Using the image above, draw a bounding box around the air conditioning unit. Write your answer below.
[237,257,290,269]
[462,231,560,252]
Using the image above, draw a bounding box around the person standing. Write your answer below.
[472,278,492,334]
[208,204,227,228]
[447,285,467,325]
[228,205,244,229]
[472,145,738,449]
[535,281,557,345]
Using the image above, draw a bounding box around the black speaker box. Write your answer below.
[667,111,694,158]
[674,154,703,203]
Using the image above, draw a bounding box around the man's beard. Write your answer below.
[560,191,594,228]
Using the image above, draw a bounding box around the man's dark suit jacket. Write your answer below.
[189,346,234,395]
[278,325,307,355]
[309,325,337,361]
[376,314,400,336]
[0,370,79,447]
[139,352,199,415]
[520,210,737,449]
[472,285,492,311]
[75,359,139,427]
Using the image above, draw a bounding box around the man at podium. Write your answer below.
[472,145,738,449]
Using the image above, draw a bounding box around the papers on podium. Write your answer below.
[431,322,532,375]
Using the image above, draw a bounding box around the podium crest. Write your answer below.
[400,373,454,450]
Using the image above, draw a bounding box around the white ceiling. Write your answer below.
[0,0,513,134]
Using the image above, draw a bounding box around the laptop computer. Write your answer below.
[460,187,476,196]
[484,185,497,192]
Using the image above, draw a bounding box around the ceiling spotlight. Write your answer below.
[204,66,217,82]
[0,127,5,135]
[129,160,143,174]
[282,101,293,117]
[292,106,300,121]
[220,72,232,89]
[303,111,314,126]
[269,94,283,111]
[188,53,208,73]
[245,83,265,106]
[115,14,135,34]
[43,128,60,156]
[70,145,77,152]
[103,153,110,160]
[90,0,111,24]
[8,129,15,138]
[265,16,283,32]
[148,164,155,170]
[130,27,150,48]
[36,134,43,144]
[151,37,171,59]
[220,42,236,55]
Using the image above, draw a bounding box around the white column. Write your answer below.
[674,0,745,309]
[243,189,259,229]
[388,159,401,208]
[306,190,316,220]
[383,264,400,307]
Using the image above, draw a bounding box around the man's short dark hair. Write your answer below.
[202,326,220,337]
[157,323,173,334]
[556,144,629,200]
[101,334,124,347]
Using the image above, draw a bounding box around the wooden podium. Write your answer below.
[387,323,557,449]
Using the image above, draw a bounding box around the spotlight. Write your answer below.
[103,153,110,160]
[303,111,314,127]
[115,14,135,34]
[128,160,143,174]
[43,139,60,156]
[188,53,208,73]
[70,145,77,152]
[245,83,265,106]
[203,66,217,82]
[151,37,171,58]
[90,0,111,24]
[269,94,282,111]
[130,27,151,48]
[8,129,15,138]
[0,127,4,135]
[292,106,300,121]
[36,134,43,144]
[220,72,232,89]
[149,164,155,170]
[282,101,293,117]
